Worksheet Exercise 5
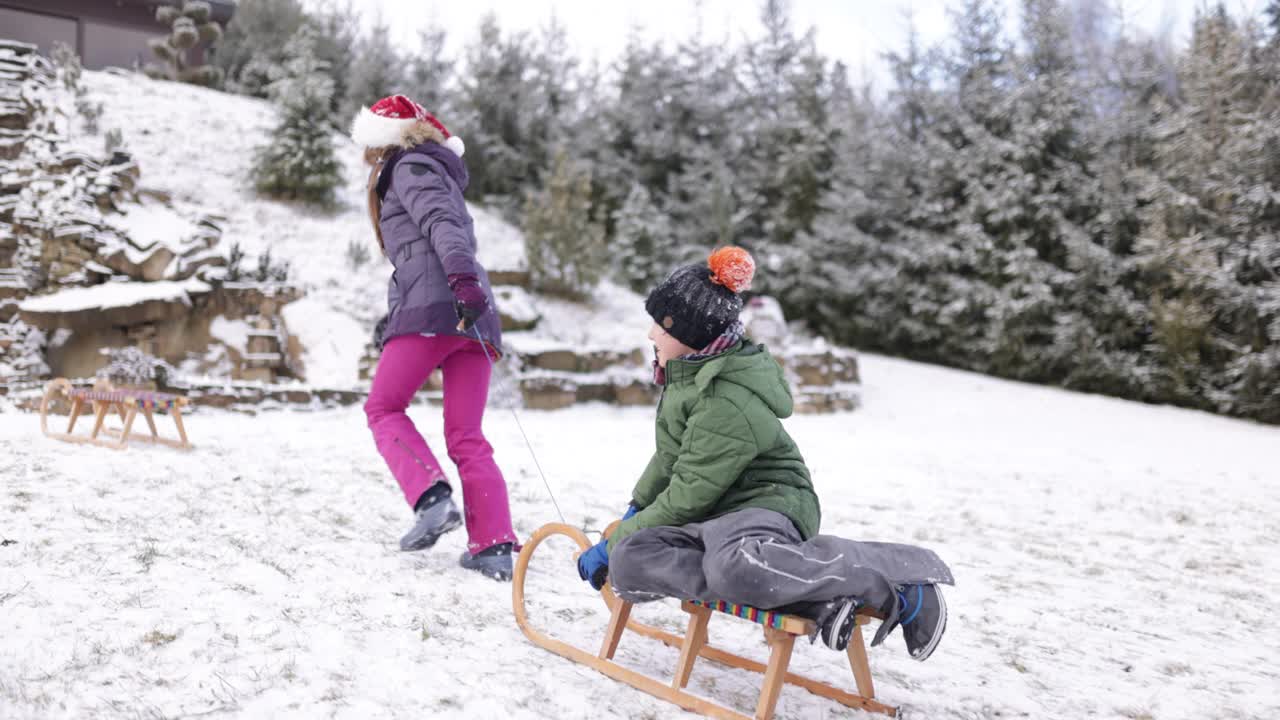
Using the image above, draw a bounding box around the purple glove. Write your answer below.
[448,273,488,331]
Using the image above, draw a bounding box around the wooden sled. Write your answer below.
[40,378,192,451]
[513,522,897,720]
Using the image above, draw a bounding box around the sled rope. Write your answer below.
[472,325,567,524]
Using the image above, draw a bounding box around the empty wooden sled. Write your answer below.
[40,378,192,451]
[512,522,897,720]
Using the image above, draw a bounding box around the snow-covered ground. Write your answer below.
[3,354,1278,720]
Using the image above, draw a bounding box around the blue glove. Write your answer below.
[577,539,610,590]
[622,503,639,520]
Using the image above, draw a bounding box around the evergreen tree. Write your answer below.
[593,32,679,207]
[1139,6,1280,418]
[405,19,453,116]
[454,14,537,206]
[308,1,359,123]
[738,0,838,302]
[251,26,343,207]
[523,151,607,299]
[663,17,742,265]
[802,15,987,362]
[527,14,581,166]
[611,184,673,292]
[343,14,406,121]
[214,0,306,96]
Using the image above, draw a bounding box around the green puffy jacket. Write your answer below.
[608,341,821,551]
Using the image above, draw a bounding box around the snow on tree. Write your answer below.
[405,19,453,119]
[737,0,839,303]
[342,13,406,122]
[522,151,607,300]
[526,16,582,171]
[453,14,539,208]
[611,184,673,292]
[1138,5,1280,419]
[250,26,343,207]
[214,0,306,97]
[307,1,359,123]
[591,33,680,215]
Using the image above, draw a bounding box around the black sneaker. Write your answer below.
[459,542,514,582]
[399,496,462,551]
[897,584,947,661]
[814,597,859,651]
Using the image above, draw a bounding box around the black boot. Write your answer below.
[459,542,514,581]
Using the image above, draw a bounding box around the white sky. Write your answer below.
[315,0,1270,90]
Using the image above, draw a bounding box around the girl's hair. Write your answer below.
[364,146,394,256]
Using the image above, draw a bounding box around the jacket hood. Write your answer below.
[671,342,794,419]
[377,141,470,199]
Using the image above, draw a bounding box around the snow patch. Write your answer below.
[105,197,201,252]
[281,296,368,388]
[209,316,252,356]
[17,278,210,313]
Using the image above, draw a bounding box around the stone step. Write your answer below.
[516,346,646,374]
[0,129,23,161]
[794,384,861,414]
[243,352,283,368]
[779,348,860,387]
[0,106,29,132]
[493,285,539,331]
[518,369,659,411]
[488,269,531,288]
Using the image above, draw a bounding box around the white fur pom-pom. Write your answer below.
[444,135,465,157]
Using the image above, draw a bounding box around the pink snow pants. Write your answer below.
[364,334,517,553]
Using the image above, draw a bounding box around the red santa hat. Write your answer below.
[350,94,465,157]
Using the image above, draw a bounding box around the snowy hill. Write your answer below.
[71,69,652,389]
[3,352,1278,719]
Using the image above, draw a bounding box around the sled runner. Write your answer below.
[513,522,897,719]
[40,378,192,451]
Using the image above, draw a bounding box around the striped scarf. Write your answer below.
[653,321,745,386]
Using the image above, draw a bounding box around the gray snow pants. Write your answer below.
[609,508,954,646]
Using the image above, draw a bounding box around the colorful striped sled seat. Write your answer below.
[69,388,184,410]
[40,378,192,451]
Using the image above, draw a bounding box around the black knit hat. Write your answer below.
[645,247,756,349]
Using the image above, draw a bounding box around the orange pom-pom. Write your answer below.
[707,246,755,293]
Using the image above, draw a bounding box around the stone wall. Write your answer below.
[0,41,303,388]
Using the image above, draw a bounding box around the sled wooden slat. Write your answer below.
[512,522,898,720]
[599,597,631,660]
[849,620,877,699]
[756,628,796,719]
[673,602,712,689]
[40,378,193,451]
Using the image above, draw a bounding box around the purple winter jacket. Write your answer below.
[378,141,502,355]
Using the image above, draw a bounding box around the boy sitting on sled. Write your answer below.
[577,247,954,660]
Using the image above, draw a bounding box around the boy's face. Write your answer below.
[648,322,696,368]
